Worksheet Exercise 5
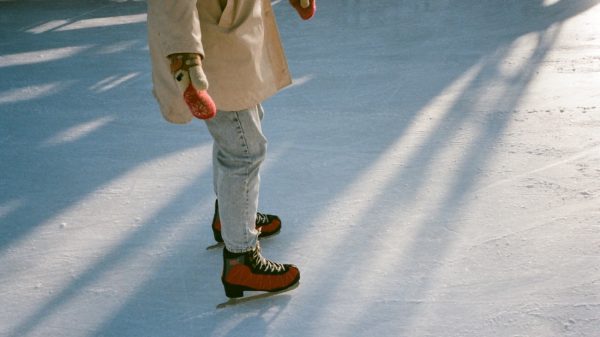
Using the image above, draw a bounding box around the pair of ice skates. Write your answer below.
[210,201,300,307]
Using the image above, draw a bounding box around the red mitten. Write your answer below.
[183,83,217,120]
[169,53,217,120]
[289,0,316,20]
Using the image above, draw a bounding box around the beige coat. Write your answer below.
[147,0,292,124]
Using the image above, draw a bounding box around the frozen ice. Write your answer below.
[1,0,599,336]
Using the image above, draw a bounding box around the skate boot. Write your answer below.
[221,244,300,298]
[211,200,281,243]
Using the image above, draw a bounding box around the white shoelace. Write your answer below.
[251,247,285,273]
[256,212,269,225]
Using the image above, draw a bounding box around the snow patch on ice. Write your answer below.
[41,116,115,147]
[0,82,66,105]
[26,20,70,34]
[543,0,561,7]
[0,46,92,68]
[89,72,140,93]
[55,14,147,31]
[96,40,140,54]
[288,74,314,89]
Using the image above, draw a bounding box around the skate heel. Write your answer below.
[223,283,244,298]
[213,230,223,243]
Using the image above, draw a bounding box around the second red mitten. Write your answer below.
[289,0,316,20]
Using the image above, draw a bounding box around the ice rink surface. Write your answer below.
[1,0,599,336]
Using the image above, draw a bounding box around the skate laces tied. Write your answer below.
[251,247,285,273]
[256,212,269,225]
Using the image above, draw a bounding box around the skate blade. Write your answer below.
[206,242,224,250]
[216,282,300,309]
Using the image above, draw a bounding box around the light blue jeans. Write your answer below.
[204,104,266,253]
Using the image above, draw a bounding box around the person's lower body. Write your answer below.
[205,104,266,253]
[205,104,299,298]
[210,199,281,244]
